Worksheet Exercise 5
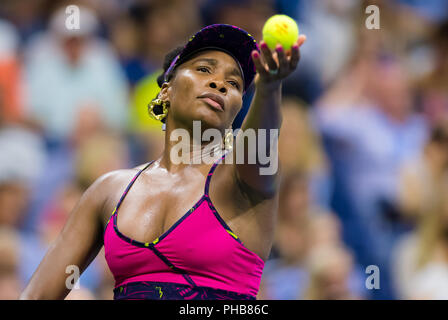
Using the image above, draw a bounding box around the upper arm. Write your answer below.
[19,172,115,300]
[230,140,281,202]
[233,163,279,204]
[229,162,279,260]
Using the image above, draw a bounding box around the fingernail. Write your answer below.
[253,51,259,58]
[276,45,283,52]
[261,42,268,50]
[292,44,299,50]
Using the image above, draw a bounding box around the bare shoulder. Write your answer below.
[89,168,140,195]
[84,162,153,218]
[93,161,154,191]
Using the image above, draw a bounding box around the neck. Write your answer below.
[160,120,226,172]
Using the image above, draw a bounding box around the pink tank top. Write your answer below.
[103,152,265,299]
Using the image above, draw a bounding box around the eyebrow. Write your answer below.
[193,58,243,81]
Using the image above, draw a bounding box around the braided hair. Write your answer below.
[156,46,183,88]
[152,46,183,123]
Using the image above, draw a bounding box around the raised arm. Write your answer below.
[19,172,116,300]
[234,36,306,198]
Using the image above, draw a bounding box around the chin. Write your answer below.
[192,107,225,130]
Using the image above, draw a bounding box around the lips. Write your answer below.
[198,93,225,112]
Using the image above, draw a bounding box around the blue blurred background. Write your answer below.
[0,0,448,300]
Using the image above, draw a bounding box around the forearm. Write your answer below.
[242,81,282,133]
[234,82,282,198]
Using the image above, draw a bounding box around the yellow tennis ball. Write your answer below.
[262,14,299,51]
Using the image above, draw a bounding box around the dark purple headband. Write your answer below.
[164,46,245,88]
[163,24,259,92]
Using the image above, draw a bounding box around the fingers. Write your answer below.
[260,41,278,72]
[276,45,288,76]
[251,50,269,77]
[252,35,307,79]
[290,35,306,70]
[289,43,300,70]
[297,34,307,47]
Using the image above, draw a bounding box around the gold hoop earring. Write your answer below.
[148,98,169,121]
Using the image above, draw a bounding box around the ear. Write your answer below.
[158,82,171,101]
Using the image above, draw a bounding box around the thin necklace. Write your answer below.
[188,142,225,164]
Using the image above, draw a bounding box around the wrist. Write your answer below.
[255,79,282,93]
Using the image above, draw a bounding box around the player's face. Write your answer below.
[161,50,244,131]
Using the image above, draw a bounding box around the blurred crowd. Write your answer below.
[0,0,447,300]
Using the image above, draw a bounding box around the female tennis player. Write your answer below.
[20,24,306,300]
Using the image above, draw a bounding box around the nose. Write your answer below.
[209,81,227,94]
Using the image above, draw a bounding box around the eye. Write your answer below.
[228,80,241,90]
[197,66,210,73]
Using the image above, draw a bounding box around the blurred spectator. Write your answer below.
[108,0,201,87]
[397,121,448,220]
[259,235,308,299]
[260,172,352,300]
[0,0,46,42]
[258,172,311,300]
[417,21,448,126]
[398,0,448,23]
[294,0,359,85]
[74,130,130,189]
[277,171,310,228]
[259,221,309,300]
[393,122,448,298]
[279,98,331,207]
[260,168,364,300]
[201,0,274,42]
[109,14,144,86]
[306,212,342,250]
[0,18,23,125]
[0,125,48,293]
[393,178,448,299]
[0,126,46,227]
[0,125,55,292]
[304,244,360,300]
[140,0,200,73]
[38,184,82,246]
[0,182,28,227]
[306,213,366,299]
[314,51,428,299]
[23,4,129,141]
[0,227,22,299]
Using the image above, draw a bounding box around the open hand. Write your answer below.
[251,35,306,87]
